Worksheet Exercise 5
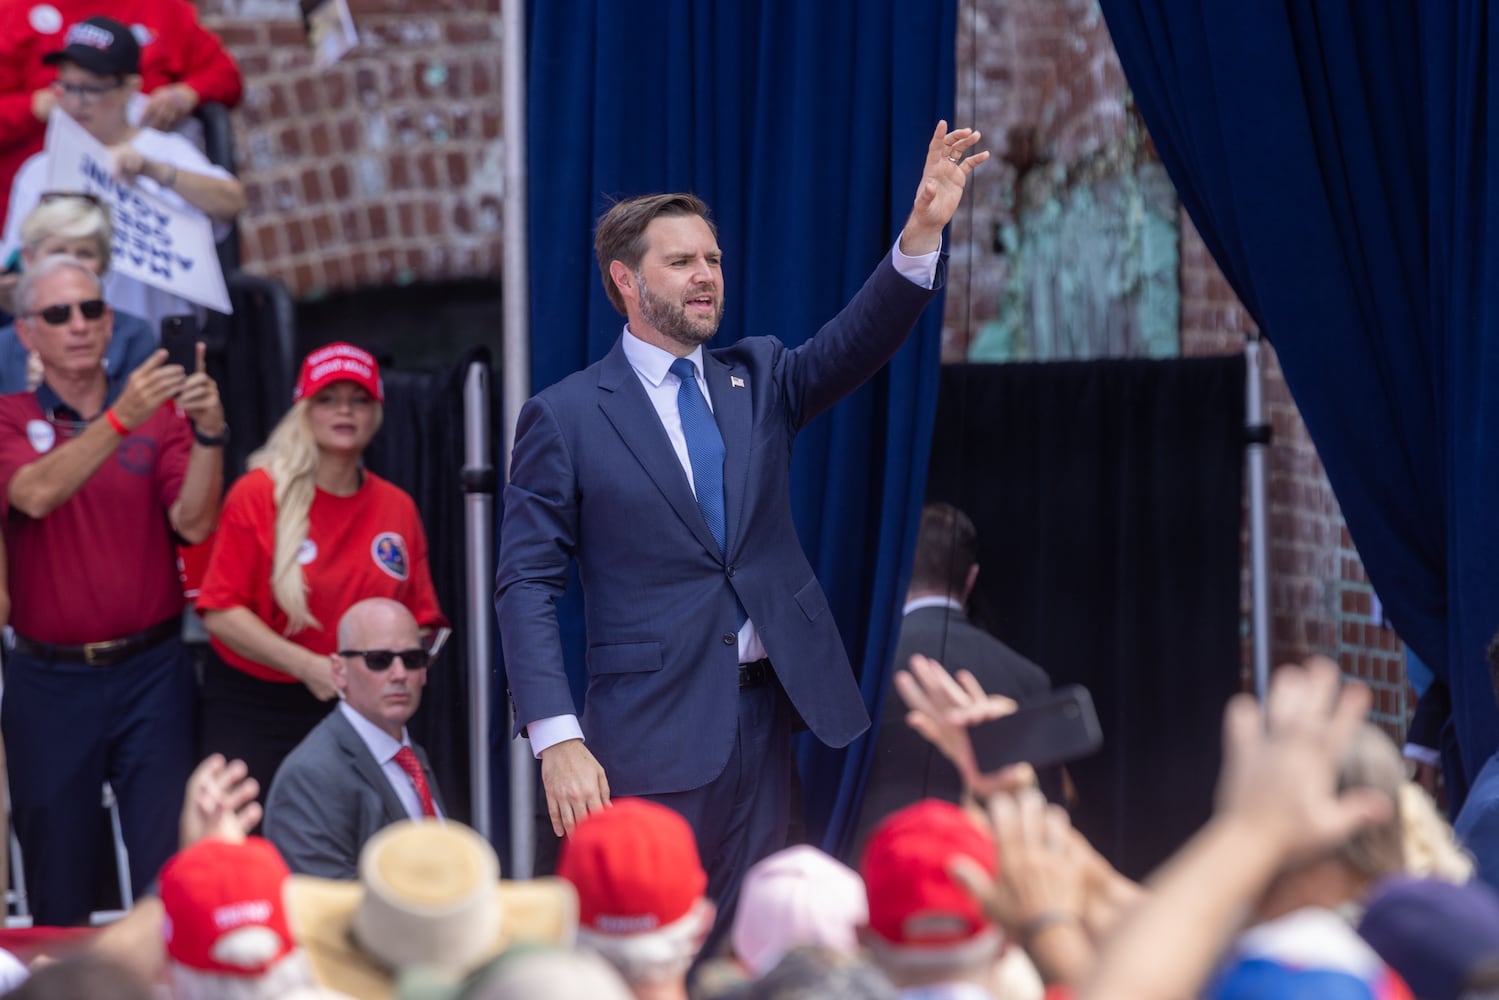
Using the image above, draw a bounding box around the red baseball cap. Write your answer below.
[293,342,384,403]
[556,799,708,934]
[159,837,297,977]
[859,799,998,947]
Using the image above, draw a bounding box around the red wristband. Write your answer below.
[104,409,129,437]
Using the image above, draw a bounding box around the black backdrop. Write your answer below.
[923,358,1244,877]
[362,347,494,824]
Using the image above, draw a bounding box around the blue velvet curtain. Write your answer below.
[523,1,957,850]
[1098,2,1499,801]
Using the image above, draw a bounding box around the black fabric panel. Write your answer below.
[363,347,495,825]
[927,358,1244,878]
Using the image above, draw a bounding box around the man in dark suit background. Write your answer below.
[852,502,1052,852]
[264,598,444,877]
[496,123,990,932]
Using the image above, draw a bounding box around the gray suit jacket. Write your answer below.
[263,708,445,878]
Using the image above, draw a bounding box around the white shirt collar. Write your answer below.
[621,325,706,387]
[902,595,965,617]
[338,700,411,765]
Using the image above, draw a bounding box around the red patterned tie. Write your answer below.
[393,746,437,818]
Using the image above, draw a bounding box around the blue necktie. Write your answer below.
[670,358,727,556]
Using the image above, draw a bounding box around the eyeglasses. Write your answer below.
[51,79,123,102]
[337,648,432,671]
[28,299,106,325]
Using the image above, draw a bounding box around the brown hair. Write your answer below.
[594,193,714,315]
[908,503,978,596]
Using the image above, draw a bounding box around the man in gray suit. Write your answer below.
[264,597,444,877]
[852,503,1051,853]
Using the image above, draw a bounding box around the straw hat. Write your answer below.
[284,820,577,1000]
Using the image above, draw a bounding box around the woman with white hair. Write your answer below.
[0,193,154,392]
[195,343,445,797]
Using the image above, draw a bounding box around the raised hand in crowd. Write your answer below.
[1076,657,1394,1000]
[952,788,1093,987]
[177,342,225,438]
[111,349,186,430]
[179,753,262,850]
[894,653,1036,800]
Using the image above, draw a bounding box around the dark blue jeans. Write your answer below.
[3,637,195,926]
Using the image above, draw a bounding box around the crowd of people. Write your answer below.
[0,7,1498,1000]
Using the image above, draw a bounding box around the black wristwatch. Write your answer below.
[192,422,230,448]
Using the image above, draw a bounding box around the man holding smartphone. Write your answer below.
[0,253,225,925]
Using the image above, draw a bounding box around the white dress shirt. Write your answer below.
[338,701,442,820]
[528,239,941,757]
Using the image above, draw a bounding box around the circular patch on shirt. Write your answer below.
[371,532,409,580]
[129,23,155,46]
[25,419,54,454]
[117,436,156,475]
[296,539,318,565]
[28,5,62,34]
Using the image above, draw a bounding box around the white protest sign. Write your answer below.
[44,110,232,314]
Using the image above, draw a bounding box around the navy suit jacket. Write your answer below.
[496,251,944,796]
[263,708,445,878]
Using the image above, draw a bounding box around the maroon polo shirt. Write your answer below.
[0,386,191,644]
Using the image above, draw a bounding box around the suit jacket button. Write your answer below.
[727,565,736,577]
[722,632,735,645]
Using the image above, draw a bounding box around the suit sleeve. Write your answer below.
[779,251,947,429]
[494,395,581,736]
[264,757,362,879]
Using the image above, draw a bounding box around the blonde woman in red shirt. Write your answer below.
[196,343,445,795]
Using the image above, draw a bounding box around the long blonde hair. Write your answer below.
[247,398,383,634]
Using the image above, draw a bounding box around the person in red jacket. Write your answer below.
[0,0,243,233]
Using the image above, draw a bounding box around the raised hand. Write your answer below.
[895,653,1036,800]
[113,350,185,430]
[177,342,225,437]
[900,120,991,255]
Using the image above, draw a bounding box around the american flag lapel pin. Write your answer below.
[731,376,745,388]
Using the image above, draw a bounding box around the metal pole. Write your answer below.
[463,363,495,843]
[500,0,535,878]
[1245,332,1272,702]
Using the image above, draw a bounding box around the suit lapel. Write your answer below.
[330,710,409,825]
[597,339,724,559]
[704,350,751,558]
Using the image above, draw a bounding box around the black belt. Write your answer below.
[739,658,772,689]
[11,617,180,666]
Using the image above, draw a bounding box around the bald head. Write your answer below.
[332,598,426,739]
[337,597,416,650]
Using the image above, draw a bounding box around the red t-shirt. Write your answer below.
[0,0,245,232]
[0,391,191,643]
[196,468,447,682]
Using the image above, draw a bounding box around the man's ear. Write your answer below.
[608,260,635,302]
[329,653,348,694]
[690,898,717,950]
[14,318,34,353]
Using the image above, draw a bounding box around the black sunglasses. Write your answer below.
[337,648,432,671]
[29,299,106,325]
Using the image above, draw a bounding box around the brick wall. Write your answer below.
[196,0,505,300]
[951,0,1408,728]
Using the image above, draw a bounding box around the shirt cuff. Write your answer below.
[528,714,584,758]
[891,238,940,289]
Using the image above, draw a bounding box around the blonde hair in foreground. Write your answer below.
[248,398,383,634]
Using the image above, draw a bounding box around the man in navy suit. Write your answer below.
[496,122,989,927]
